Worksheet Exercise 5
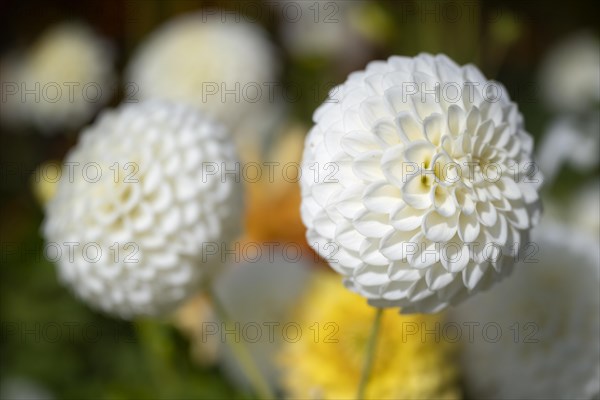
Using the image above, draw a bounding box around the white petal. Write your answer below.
[396,112,426,141]
[476,201,498,227]
[440,242,470,272]
[363,181,403,214]
[381,144,408,188]
[402,173,433,209]
[353,210,393,238]
[422,210,458,242]
[391,203,424,231]
[425,264,455,290]
[373,119,402,147]
[423,113,444,145]
[497,177,522,200]
[447,104,466,136]
[353,150,384,181]
[379,229,420,261]
[458,211,480,243]
[341,130,379,156]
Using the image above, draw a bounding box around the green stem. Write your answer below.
[208,288,275,400]
[356,308,384,400]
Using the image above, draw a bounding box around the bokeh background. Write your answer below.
[1,0,599,399]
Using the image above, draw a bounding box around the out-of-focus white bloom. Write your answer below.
[125,13,278,135]
[539,32,600,113]
[569,180,600,237]
[300,53,542,313]
[452,221,600,399]
[43,101,243,318]
[537,114,600,184]
[537,33,600,185]
[1,22,115,133]
[0,377,54,400]
[214,247,313,392]
[278,0,384,66]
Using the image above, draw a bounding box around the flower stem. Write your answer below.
[356,307,384,400]
[208,288,275,400]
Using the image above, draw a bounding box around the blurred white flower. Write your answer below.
[275,0,387,65]
[300,53,543,313]
[539,32,600,113]
[452,221,600,399]
[569,179,600,237]
[279,0,344,57]
[537,114,600,183]
[43,101,243,318]
[214,246,313,392]
[0,377,54,400]
[126,13,278,137]
[1,22,115,133]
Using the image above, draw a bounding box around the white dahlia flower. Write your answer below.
[300,53,543,313]
[125,13,277,133]
[43,101,243,318]
[3,22,115,133]
[451,222,600,399]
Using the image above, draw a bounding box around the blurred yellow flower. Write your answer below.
[278,272,461,400]
[31,161,61,208]
[172,294,219,367]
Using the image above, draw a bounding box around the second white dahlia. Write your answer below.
[300,53,542,313]
[125,13,277,132]
[43,101,243,318]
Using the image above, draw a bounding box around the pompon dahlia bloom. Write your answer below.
[125,13,277,132]
[3,22,115,132]
[300,53,542,313]
[451,222,600,399]
[278,272,461,400]
[43,101,243,318]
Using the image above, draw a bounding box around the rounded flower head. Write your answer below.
[451,222,600,399]
[43,101,243,318]
[3,22,115,132]
[300,53,542,313]
[126,13,277,132]
[278,272,461,400]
